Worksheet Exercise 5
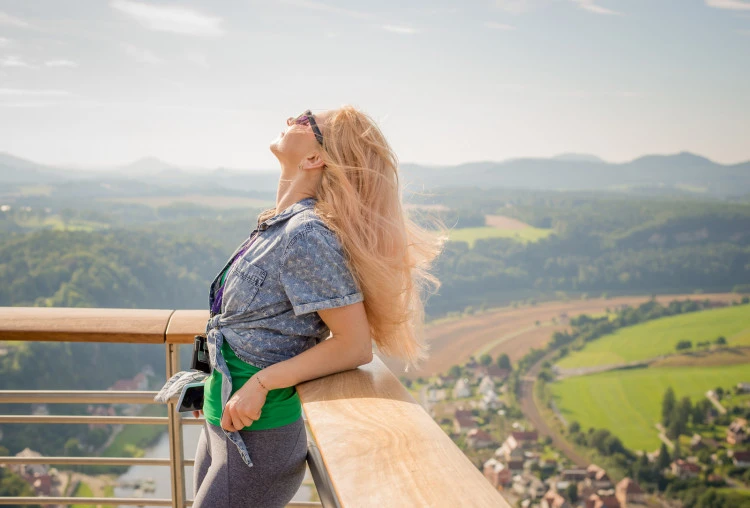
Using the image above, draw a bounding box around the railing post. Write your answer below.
[166,343,186,508]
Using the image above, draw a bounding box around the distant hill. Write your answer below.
[400,152,750,197]
[120,156,177,174]
[1,151,749,197]
[552,153,606,163]
[0,152,65,183]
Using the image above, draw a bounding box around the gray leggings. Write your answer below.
[193,418,308,508]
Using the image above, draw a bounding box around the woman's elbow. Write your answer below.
[352,340,373,368]
[358,348,373,367]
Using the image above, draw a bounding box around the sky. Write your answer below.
[0,0,749,170]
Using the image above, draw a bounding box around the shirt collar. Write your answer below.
[259,197,317,230]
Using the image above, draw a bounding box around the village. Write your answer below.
[404,354,750,508]
[2,367,158,503]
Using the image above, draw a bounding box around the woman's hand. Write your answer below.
[220,375,268,432]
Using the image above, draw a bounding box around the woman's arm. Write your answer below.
[220,301,372,431]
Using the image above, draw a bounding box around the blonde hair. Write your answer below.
[310,106,445,367]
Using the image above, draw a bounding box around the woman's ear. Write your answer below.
[302,152,325,171]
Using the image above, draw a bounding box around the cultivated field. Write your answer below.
[103,195,273,209]
[556,304,750,369]
[448,225,553,247]
[549,363,750,452]
[484,215,535,230]
[378,292,741,379]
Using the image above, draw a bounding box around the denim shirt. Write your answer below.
[205,197,364,466]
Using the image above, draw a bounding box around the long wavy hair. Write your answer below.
[318,106,445,366]
[264,106,445,367]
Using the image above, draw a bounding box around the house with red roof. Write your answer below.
[483,458,512,487]
[731,450,750,468]
[671,459,701,479]
[467,428,497,449]
[615,477,644,506]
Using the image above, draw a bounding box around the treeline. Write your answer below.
[0,229,228,308]
[0,340,164,458]
[429,233,750,316]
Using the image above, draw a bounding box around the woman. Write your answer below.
[193,106,443,507]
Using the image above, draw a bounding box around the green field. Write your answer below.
[549,364,750,452]
[103,195,273,210]
[13,215,110,232]
[448,226,553,247]
[557,305,750,369]
[71,481,95,508]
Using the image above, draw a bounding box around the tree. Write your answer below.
[662,387,676,427]
[715,336,727,346]
[497,353,511,370]
[693,399,710,426]
[675,340,692,351]
[569,421,581,434]
[677,396,692,428]
[657,442,671,470]
[566,483,578,503]
[448,365,462,379]
[479,353,492,366]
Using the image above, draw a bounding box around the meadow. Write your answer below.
[556,304,750,369]
[549,363,750,452]
[448,225,553,247]
[103,195,272,209]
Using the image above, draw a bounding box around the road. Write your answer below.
[518,351,590,469]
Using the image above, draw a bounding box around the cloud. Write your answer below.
[571,0,622,15]
[0,56,36,69]
[121,43,162,65]
[110,0,224,36]
[0,11,29,28]
[485,21,516,30]
[0,88,70,96]
[705,0,750,10]
[280,0,374,19]
[0,37,11,48]
[494,0,539,14]
[381,24,418,34]
[45,59,78,68]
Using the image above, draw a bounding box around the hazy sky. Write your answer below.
[1,0,749,169]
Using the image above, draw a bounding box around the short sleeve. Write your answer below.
[280,226,364,316]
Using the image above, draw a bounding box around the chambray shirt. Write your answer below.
[205,197,364,466]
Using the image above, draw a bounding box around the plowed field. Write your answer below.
[379,293,740,379]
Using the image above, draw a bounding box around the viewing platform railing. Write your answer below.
[0,307,508,507]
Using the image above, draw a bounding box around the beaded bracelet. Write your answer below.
[256,375,269,391]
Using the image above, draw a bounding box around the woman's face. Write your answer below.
[270,110,329,166]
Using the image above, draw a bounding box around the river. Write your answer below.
[113,424,313,506]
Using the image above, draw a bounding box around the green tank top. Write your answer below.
[202,341,301,430]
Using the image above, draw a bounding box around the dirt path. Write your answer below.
[381,293,739,379]
[518,351,589,468]
[655,423,674,450]
[705,391,727,414]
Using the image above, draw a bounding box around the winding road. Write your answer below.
[518,352,590,468]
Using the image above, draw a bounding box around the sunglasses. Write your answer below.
[294,110,324,146]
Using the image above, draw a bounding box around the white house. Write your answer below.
[478,375,495,396]
[453,378,471,399]
[480,391,502,411]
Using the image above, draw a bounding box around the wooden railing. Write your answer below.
[0,307,508,507]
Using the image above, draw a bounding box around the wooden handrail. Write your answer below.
[0,307,173,343]
[0,307,509,507]
[166,309,209,344]
[297,357,508,506]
